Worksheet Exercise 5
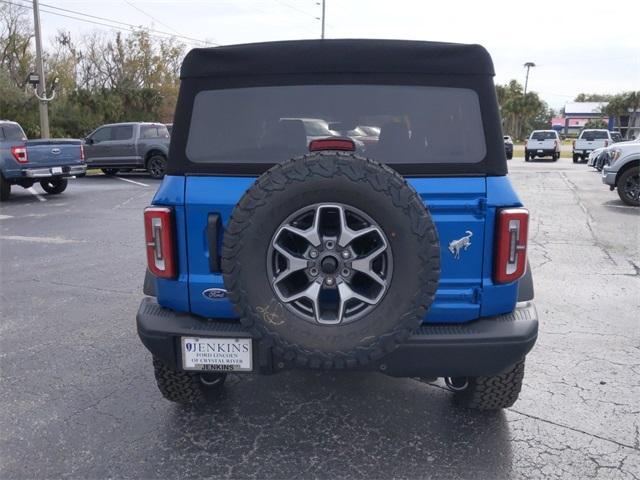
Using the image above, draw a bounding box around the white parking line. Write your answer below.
[115,177,149,187]
[27,187,47,202]
[0,235,84,244]
[0,215,13,220]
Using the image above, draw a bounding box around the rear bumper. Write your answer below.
[137,297,538,378]
[527,149,556,156]
[23,164,86,178]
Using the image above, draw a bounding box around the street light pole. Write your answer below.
[32,0,50,138]
[321,0,325,39]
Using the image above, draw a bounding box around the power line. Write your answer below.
[1,0,216,46]
[274,0,319,19]
[123,0,183,37]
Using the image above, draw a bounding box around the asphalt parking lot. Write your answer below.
[1,160,639,479]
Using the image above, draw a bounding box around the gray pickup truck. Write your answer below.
[83,122,170,178]
[1,120,86,201]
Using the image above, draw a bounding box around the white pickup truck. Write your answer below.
[573,129,617,163]
[525,130,561,162]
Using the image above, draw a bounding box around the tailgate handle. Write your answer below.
[207,213,222,273]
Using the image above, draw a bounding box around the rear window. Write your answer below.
[140,125,170,139]
[530,131,557,140]
[0,123,27,141]
[581,130,609,140]
[186,85,486,165]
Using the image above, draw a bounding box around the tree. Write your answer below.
[496,80,549,139]
[584,119,607,129]
[574,93,613,102]
[1,3,186,138]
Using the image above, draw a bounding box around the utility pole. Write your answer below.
[321,0,326,39]
[32,0,50,138]
[523,61,535,97]
[521,61,535,139]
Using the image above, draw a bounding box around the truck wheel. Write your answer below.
[101,168,119,176]
[222,152,440,369]
[450,361,525,410]
[0,174,11,201]
[40,178,68,195]
[553,153,559,162]
[152,357,226,404]
[616,166,640,206]
[572,154,579,163]
[146,155,167,179]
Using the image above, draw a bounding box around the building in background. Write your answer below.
[556,102,611,137]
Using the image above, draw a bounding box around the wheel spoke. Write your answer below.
[280,211,321,247]
[272,243,308,283]
[336,205,378,247]
[351,244,387,280]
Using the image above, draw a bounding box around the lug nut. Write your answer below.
[309,267,319,276]
[341,250,350,259]
[341,268,350,277]
[325,277,335,286]
[309,250,319,259]
[325,241,334,250]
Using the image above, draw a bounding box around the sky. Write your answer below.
[20,0,640,110]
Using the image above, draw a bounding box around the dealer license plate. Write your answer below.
[51,167,63,174]
[181,337,252,372]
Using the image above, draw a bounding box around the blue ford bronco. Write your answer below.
[137,40,538,410]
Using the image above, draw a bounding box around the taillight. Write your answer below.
[494,208,529,284]
[80,144,85,161]
[524,140,528,148]
[572,140,576,148]
[11,145,28,163]
[144,206,177,279]
[309,138,356,152]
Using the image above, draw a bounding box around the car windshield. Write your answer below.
[186,84,486,165]
[581,130,609,140]
[531,132,556,140]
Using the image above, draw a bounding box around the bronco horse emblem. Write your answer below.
[448,230,473,259]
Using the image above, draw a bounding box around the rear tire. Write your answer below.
[152,357,226,404]
[40,177,68,195]
[616,166,640,207]
[146,154,167,179]
[101,168,119,176]
[572,154,579,163]
[0,174,11,201]
[452,361,525,410]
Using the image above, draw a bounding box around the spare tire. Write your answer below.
[222,152,440,369]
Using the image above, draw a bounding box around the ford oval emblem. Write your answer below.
[203,288,227,300]
[51,147,61,155]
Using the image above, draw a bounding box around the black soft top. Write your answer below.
[169,39,507,177]
[181,39,495,79]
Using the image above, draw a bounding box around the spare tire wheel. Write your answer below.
[222,152,440,369]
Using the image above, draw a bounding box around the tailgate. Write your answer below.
[26,140,83,167]
[184,176,488,324]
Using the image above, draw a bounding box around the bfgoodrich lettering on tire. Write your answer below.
[222,152,440,369]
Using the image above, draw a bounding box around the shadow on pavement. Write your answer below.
[151,371,514,479]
